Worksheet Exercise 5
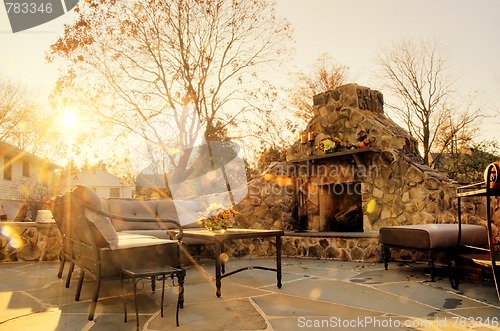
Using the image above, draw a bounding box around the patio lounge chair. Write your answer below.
[66,185,184,320]
[51,192,72,284]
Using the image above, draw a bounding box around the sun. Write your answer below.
[61,110,79,130]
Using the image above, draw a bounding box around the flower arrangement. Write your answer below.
[316,136,343,154]
[197,203,237,231]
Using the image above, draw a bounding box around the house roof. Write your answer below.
[70,169,133,187]
[0,141,61,170]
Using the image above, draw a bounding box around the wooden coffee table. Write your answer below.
[181,228,284,297]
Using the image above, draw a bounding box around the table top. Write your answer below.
[122,266,183,277]
[181,228,284,240]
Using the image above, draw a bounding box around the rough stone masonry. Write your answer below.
[232,83,486,262]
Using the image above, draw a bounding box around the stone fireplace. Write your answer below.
[283,83,458,235]
[291,148,378,233]
[319,182,362,232]
[235,83,461,261]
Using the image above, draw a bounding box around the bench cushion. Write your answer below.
[93,239,179,278]
[108,200,160,231]
[156,200,180,228]
[100,197,208,243]
[379,224,488,250]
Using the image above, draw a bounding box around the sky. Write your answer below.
[1,0,499,141]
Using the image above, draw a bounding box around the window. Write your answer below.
[3,156,12,181]
[22,161,30,177]
[110,187,120,198]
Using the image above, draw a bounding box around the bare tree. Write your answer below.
[375,38,481,166]
[0,75,35,145]
[0,74,62,158]
[48,0,293,182]
[290,53,349,121]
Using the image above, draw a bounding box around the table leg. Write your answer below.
[427,250,436,282]
[151,276,156,293]
[221,241,225,274]
[160,274,165,318]
[121,273,127,323]
[215,241,222,298]
[178,269,185,308]
[276,235,282,289]
[176,270,185,326]
[133,276,139,328]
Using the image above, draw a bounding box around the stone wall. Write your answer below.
[235,164,296,231]
[282,234,380,262]
[0,222,62,262]
[196,233,380,263]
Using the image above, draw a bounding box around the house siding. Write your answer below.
[60,169,133,199]
[0,155,48,200]
[0,142,60,220]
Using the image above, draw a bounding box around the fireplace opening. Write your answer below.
[319,182,363,232]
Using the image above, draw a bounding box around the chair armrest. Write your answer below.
[78,198,184,241]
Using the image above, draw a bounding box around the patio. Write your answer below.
[1,257,500,330]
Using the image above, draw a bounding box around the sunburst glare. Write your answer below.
[61,110,78,130]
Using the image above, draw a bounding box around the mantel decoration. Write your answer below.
[316,136,343,154]
[197,203,237,232]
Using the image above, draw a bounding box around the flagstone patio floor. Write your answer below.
[1,257,500,330]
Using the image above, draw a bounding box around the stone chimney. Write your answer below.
[285,83,457,232]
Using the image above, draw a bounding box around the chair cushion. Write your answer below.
[117,232,158,240]
[93,240,179,278]
[108,200,159,231]
[379,224,488,250]
[73,184,102,209]
[156,199,178,217]
[73,185,119,249]
[156,200,181,229]
[83,213,118,249]
[174,199,201,226]
[121,230,170,240]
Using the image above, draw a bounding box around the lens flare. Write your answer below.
[219,253,229,263]
[309,287,322,300]
[1,226,23,249]
[366,199,377,214]
[61,110,78,130]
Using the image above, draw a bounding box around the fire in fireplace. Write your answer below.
[319,182,363,232]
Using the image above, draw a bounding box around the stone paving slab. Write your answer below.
[374,281,491,311]
[264,277,460,319]
[148,298,268,331]
[252,292,382,317]
[1,258,500,331]
[0,291,46,322]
